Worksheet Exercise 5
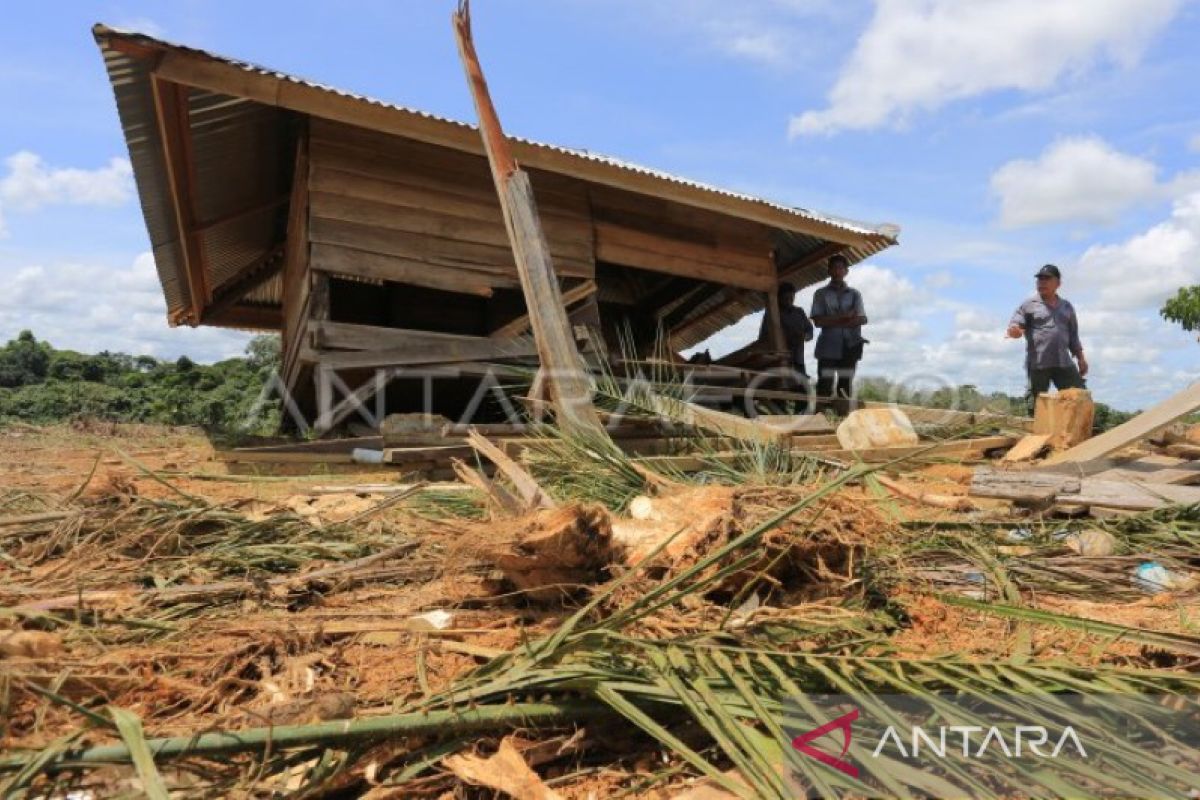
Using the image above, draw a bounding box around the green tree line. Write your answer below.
[0,331,281,433]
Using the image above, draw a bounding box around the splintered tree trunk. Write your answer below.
[452,2,605,439]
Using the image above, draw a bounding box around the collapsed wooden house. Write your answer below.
[94,25,899,426]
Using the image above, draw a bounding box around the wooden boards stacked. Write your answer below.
[307,119,594,295]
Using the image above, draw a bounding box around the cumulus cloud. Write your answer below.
[790,0,1181,136]
[990,136,1159,227]
[0,151,134,237]
[1073,190,1200,312]
[0,253,251,362]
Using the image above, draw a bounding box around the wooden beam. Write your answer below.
[453,1,604,438]
[1045,382,1200,464]
[819,435,1017,463]
[860,401,1033,432]
[149,76,208,324]
[645,392,789,447]
[204,304,283,331]
[317,336,539,370]
[763,290,787,353]
[313,321,510,351]
[971,466,1200,511]
[202,244,285,324]
[310,242,500,296]
[489,280,596,339]
[658,282,727,329]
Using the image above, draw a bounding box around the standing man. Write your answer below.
[1006,264,1088,413]
[811,254,868,414]
[759,281,814,376]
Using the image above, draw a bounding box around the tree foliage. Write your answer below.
[0,332,282,433]
[1160,286,1200,333]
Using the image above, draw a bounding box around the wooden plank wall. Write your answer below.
[588,185,776,292]
[307,118,594,294]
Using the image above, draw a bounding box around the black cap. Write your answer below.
[1035,264,1061,279]
[778,282,796,295]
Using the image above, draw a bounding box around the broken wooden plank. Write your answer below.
[451,457,523,516]
[820,435,1017,464]
[753,414,835,434]
[453,3,605,438]
[490,279,597,339]
[1089,455,1200,486]
[861,401,1033,432]
[645,393,789,447]
[467,428,555,510]
[875,474,974,512]
[971,466,1200,510]
[1164,443,1200,460]
[1001,433,1051,463]
[383,445,475,465]
[1046,382,1200,464]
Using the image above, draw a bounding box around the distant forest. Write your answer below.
[0,330,1136,434]
[0,330,281,434]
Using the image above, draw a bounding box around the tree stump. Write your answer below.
[1032,388,1094,451]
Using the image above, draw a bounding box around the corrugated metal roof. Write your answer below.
[93,24,898,239]
[93,23,899,338]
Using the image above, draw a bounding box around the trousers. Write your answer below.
[817,357,858,414]
[1026,365,1086,413]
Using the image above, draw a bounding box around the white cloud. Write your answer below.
[0,253,251,362]
[990,136,1158,227]
[1190,133,1200,153]
[0,151,134,237]
[1074,190,1200,312]
[790,0,1182,135]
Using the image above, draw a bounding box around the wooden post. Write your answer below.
[763,289,786,355]
[452,1,604,438]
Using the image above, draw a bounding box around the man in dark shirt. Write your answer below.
[759,281,814,375]
[1006,264,1088,413]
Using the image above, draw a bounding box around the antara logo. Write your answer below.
[872,725,1087,759]
[791,707,1090,779]
[791,708,860,778]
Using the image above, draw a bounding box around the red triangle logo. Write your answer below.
[791,708,859,779]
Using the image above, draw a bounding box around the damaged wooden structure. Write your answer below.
[93,24,898,429]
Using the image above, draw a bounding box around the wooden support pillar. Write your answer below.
[763,289,786,354]
[453,1,605,439]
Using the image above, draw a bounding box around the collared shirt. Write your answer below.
[811,283,867,361]
[759,305,813,368]
[1009,295,1082,370]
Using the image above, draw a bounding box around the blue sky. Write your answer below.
[1,0,1198,410]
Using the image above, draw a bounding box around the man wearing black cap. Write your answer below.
[1006,264,1088,413]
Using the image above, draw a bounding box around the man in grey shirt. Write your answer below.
[811,254,868,413]
[1006,264,1088,413]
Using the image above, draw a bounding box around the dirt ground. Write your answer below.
[2,422,1197,798]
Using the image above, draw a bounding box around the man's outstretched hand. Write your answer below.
[1006,324,1023,339]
